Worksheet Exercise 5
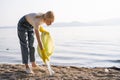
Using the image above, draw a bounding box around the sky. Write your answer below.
[0,0,120,26]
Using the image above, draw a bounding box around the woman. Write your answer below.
[17,11,54,74]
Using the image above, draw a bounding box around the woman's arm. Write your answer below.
[34,27,49,63]
[34,28,44,50]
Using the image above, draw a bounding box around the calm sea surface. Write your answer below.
[0,26,120,67]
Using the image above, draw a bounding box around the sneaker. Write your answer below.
[26,68,34,74]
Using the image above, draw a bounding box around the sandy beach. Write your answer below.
[0,64,120,80]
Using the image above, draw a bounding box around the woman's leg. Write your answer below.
[28,30,36,66]
[18,30,29,65]
[18,30,34,74]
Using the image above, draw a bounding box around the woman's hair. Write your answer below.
[35,11,54,21]
[44,11,54,20]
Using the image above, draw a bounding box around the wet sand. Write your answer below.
[0,64,120,80]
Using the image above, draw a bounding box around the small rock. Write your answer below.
[105,68,109,73]
[6,48,9,50]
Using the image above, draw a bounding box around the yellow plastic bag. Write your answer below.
[37,32,54,63]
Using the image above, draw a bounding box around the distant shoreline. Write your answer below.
[1,18,120,27]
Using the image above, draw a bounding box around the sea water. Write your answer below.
[0,26,120,67]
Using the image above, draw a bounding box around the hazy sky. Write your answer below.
[0,0,120,26]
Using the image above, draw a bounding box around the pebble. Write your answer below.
[105,68,109,73]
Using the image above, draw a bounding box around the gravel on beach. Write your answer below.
[0,64,120,80]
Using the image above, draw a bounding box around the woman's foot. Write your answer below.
[32,65,41,70]
[26,68,34,74]
[31,62,37,67]
[31,62,45,71]
[25,64,34,74]
[31,62,40,70]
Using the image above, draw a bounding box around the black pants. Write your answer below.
[17,16,35,64]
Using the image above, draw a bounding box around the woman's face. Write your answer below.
[45,18,54,26]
